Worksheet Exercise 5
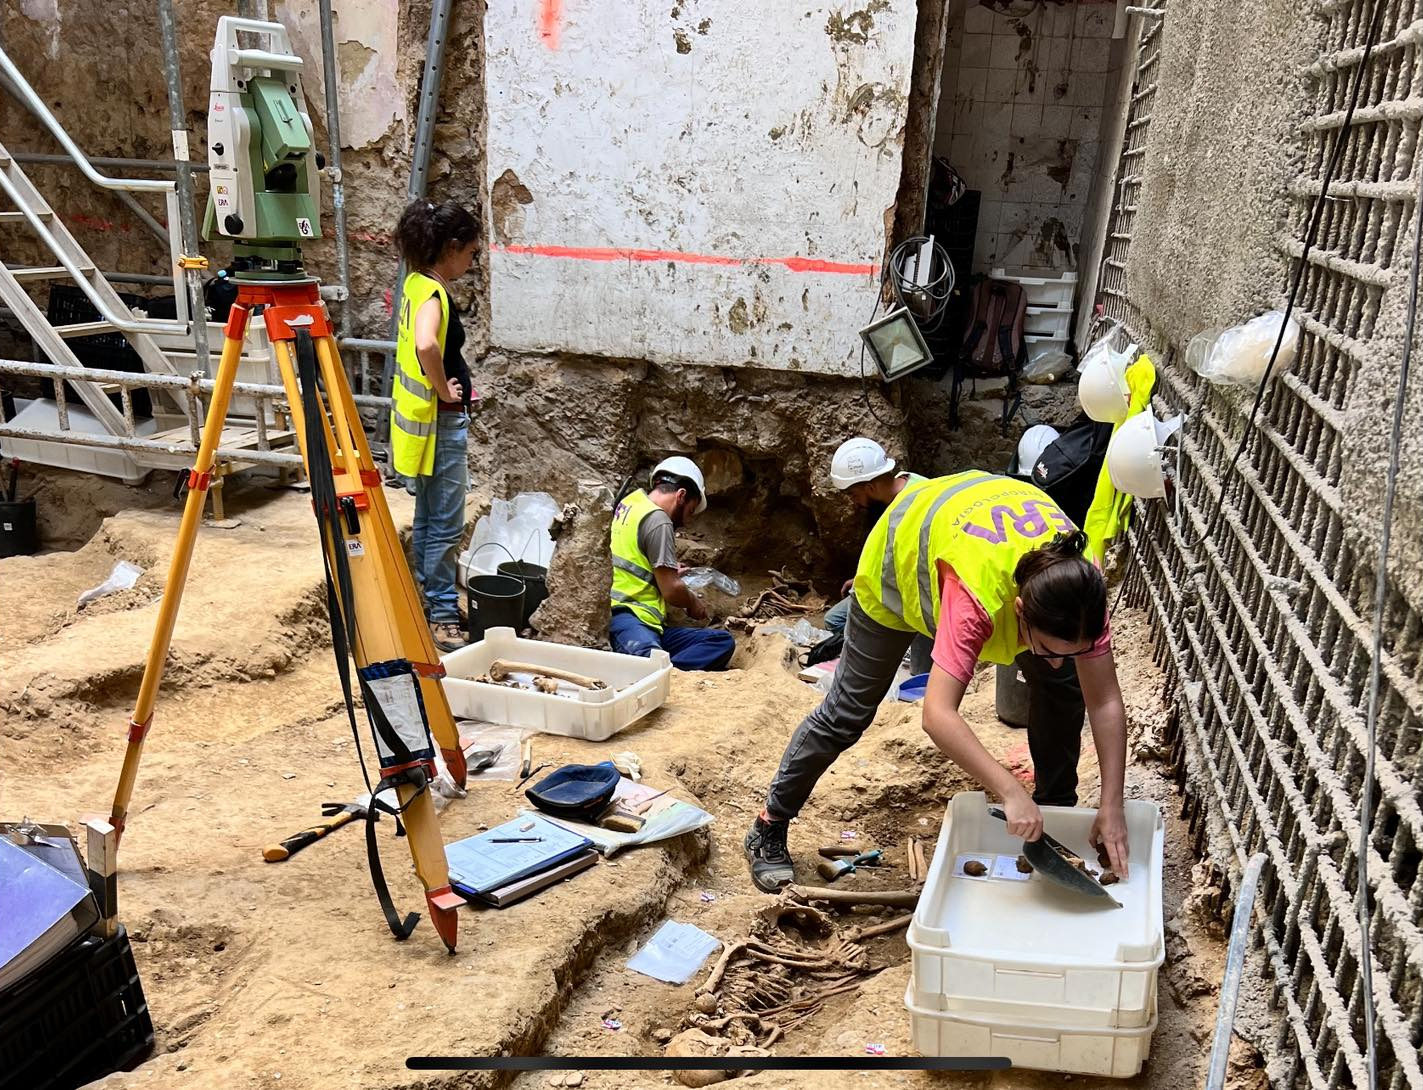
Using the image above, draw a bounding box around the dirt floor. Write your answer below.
[0,470,1265,1090]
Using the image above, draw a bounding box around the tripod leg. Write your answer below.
[110,306,250,841]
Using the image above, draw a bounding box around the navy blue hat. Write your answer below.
[525,761,621,821]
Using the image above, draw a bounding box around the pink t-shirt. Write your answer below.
[930,561,1111,684]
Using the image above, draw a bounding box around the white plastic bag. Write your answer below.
[460,491,560,587]
[1191,310,1300,387]
[77,560,143,608]
[1021,347,1071,384]
[681,567,740,596]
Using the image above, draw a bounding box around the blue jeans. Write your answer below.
[410,410,468,624]
[824,595,852,635]
[609,609,736,671]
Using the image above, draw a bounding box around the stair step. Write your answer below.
[55,320,115,338]
[7,264,90,282]
[0,209,53,223]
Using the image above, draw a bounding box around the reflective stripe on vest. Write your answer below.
[390,272,448,478]
[855,472,1079,665]
[609,489,669,632]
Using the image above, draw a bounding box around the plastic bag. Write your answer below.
[460,491,561,587]
[77,560,143,608]
[1191,310,1300,387]
[761,618,831,647]
[681,567,740,596]
[1021,347,1071,385]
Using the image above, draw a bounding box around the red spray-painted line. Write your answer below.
[539,0,562,50]
[493,242,878,277]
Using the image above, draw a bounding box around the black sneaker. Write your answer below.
[744,815,795,893]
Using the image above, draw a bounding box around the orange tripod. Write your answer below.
[109,278,467,952]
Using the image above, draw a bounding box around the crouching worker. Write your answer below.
[608,457,736,672]
[746,471,1131,892]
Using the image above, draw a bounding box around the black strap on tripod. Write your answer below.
[294,330,420,941]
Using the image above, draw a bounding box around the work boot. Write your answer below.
[430,621,468,652]
[745,814,795,893]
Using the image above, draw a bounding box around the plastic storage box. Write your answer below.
[441,627,672,741]
[906,992,1157,1079]
[906,791,1163,1073]
[991,266,1079,311]
[1024,305,1073,341]
[0,399,158,483]
[0,925,154,1090]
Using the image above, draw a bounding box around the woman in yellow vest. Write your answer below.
[746,471,1131,893]
[391,200,479,651]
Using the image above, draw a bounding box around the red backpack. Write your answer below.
[952,278,1028,430]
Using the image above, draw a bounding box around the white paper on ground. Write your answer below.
[77,560,143,608]
[626,920,722,984]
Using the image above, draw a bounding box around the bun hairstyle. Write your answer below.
[1013,530,1107,644]
[396,199,478,271]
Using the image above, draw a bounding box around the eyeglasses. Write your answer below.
[1024,622,1094,660]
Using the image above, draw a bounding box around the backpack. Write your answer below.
[951,278,1028,431]
[1010,416,1113,527]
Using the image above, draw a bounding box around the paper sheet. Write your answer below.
[627,921,722,984]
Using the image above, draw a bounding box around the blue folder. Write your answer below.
[444,815,593,898]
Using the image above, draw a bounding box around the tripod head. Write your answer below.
[202,16,322,282]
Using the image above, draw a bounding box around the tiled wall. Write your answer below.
[934,0,1118,274]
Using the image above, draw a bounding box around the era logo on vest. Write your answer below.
[962,499,1074,546]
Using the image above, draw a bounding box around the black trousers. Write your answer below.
[1015,650,1088,807]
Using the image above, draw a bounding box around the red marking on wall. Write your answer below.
[539,0,562,50]
[493,242,877,277]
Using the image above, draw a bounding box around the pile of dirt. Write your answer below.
[0,474,1247,1090]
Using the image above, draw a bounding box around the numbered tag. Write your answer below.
[296,217,315,238]
[345,539,365,558]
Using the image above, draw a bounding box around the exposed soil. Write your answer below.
[0,471,1257,1090]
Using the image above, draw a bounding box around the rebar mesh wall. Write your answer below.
[1097,1,1423,1087]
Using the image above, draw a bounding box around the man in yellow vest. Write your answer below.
[609,457,736,671]
[746,471,1132,892]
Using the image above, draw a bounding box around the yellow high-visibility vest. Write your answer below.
[854,471,1078,665]
[609,489,668,632]
[390,271,449,478]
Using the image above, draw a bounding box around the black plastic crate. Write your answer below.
[43,285,152,417]
[0,925,155,1090]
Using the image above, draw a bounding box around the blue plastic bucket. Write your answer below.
[897,672,930,701]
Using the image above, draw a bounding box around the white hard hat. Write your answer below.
[650,456,708,514]
[830,437,895,491]
[1016,424,1060,477]
[1078,346,1133,424]
[1106,409,1185,498]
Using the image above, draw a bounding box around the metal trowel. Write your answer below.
[988,808,1120,905]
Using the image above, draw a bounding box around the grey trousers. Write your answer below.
[764,599,1087,820]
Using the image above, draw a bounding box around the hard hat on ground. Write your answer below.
[1015,424,1060,476]
[1106,409,1185,498]
[1078,343,1134,424]
[650,455,708,514]
[830,437,895,490]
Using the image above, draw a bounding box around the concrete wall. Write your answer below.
[934,0,1116,273]
[483,0,919,377]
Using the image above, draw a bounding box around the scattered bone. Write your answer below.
[533,676,560,694]
[488,659,607,690]
[694,992,719,1014]
[1099,870,1121,886]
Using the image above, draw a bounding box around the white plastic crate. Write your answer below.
[906,989,1156,1078]
[907,791,1164,1032]
[992,266,1078,311]
[440,627,671,742]
[1024,305,1073,341]
[0,398,156,483]
[1023,332,1068,359]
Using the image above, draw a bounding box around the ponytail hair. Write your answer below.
[396,199,478,271]
[1013,530,1107,644]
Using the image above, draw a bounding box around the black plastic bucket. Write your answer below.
[0,499,38,558]
[497,560,549,627]
[466,573,524,642]
[995,663,1030,728]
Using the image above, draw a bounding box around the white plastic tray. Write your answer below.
[906,988,1155,1078]
[991,266,1079,310]
[907,791,1164,1031]
[440,627,671,742]
[1024,305,1073,341]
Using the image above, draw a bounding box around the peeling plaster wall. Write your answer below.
[484,0,919,376]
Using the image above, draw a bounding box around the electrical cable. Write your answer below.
[1354,86,1423,1090]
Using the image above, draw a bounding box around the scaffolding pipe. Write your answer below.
[378,0,455,442]
[156,0,211,379]
[11,151,209,174]
[1205,855,1268,1090]
[0,421,303,469]
[317,0,353,339]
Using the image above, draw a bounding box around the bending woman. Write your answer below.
[390,199,479,651]
[746,471,1131,892]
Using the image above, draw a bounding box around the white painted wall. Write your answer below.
[485,1,919,376]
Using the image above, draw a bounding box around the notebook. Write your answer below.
[470,848,599,908]
[0,835,99,992]
[444,814,592,897]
